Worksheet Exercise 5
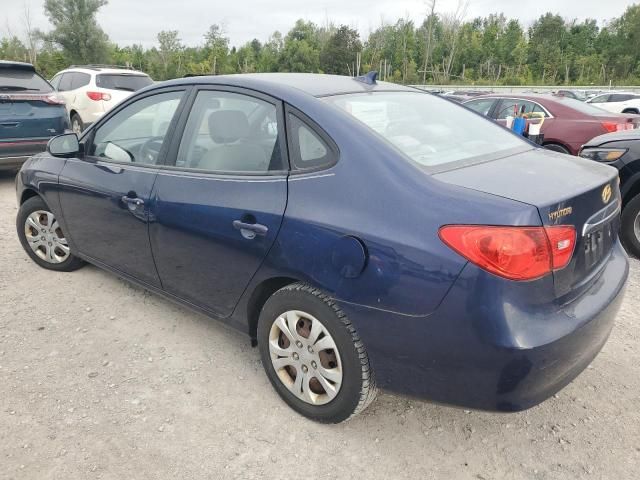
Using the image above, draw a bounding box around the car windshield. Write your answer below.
[0,68,52,93]
[95,74,153,91]
[324,91,528,169]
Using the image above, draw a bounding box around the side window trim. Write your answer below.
[284,104,339,174]
[81,87,191,168]
[161,85,290,177]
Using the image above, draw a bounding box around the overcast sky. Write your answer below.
[0,0,635,47]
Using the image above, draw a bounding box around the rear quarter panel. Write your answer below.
[251,100,542,317]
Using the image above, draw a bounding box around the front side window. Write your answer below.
[325,91,527,170]
[176,90,282,173]
[609,94,633,102]
[89,91,183,165]
[495,99,547,119]
[590,94,610,103]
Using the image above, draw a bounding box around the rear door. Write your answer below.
[58,88,188,286]
[149,87,288,318]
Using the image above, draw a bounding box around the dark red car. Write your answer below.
[463,93,640,155]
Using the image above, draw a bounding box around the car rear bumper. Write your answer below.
[0,139,48,170]
[336,240,628,411]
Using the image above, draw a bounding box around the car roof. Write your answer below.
[160,73,415,98]
[0,60,35,72]
[59,66,148,76]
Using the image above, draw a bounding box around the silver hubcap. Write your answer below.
[24,210,70,264]
[269,310,343,405]
[634,212,640,243]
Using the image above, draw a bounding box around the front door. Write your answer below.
[58,89,187,287]
[149,88,288,317]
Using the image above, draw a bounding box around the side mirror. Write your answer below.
[47,133,80,158]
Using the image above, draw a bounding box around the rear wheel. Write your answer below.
[16,196,85,271]
[257,283,376,423]
[544,143,571,155]
[621,195,640,258]
[71,113,84,134]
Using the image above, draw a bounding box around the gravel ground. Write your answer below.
[1,172,639,480]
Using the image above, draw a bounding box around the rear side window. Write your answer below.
[287,113,338,171]
[50,74,62,90]
[610,94,634,102]
[0,68,52,93]
[176,90,282,173]
[96,74,153,92]
[590,94,610,103]
[71,72,91,90]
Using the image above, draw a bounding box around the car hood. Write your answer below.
[582,129,640,147]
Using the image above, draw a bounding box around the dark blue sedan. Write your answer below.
[15,73,628,423]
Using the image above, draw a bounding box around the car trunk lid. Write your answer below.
[0,93,67,140]
[433,148,620,298]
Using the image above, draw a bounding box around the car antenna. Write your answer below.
[354,71,378,85]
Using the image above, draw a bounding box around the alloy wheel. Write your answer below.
[72,118,82,135]
[269,310,343,405]
[635,211,640,244]
[24,210,70,264]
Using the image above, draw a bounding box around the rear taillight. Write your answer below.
[86,91,111,101]
[602,121,635,132]
[43,94,65,105]
[439,225,576,281]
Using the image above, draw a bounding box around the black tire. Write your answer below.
[544,143,571,155]
[70,113,84,134]
[621,195,640,258]
[16,196,85,272]
[257,283,376,423]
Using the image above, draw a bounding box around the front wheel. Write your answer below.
[16,196,85,271]
[544,143,571,155]
[621,195,640,258]
[257,283,377,423]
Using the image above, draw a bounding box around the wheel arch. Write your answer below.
[20,188,41,206]
[623,181,640,209]
[542,141,571,154]
[622,108,639,114]
[246,276,300,345]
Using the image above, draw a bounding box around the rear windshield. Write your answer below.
[95,74,153,92]
[324,91,528,169]
[0,68,52,93]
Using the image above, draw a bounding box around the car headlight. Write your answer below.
[579,148,627,162]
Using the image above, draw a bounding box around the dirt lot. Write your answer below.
[1,172,639,480]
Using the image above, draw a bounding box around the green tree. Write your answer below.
[42,0,110,64]
[320,25,362,75]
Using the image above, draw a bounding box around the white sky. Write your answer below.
[0,0,636,48]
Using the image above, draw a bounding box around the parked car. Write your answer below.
[580,130,640,257]
[15,73,628,423]
[463,93,639,154]
[555,89,588,101]
[442,90,488,102]
[50,65,153,134]
[0,60,69,172]
[586,92,640,114]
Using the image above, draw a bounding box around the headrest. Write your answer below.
[208,110,249,143]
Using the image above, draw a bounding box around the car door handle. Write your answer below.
[0,122,19,128]
[233,220,268,237]
[121,196,144,207]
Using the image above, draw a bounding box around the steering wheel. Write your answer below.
[139,136,164,164]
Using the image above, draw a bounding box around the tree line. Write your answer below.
[1,0,640,86]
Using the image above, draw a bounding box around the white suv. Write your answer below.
[50,65,153,133]
[586,92,640,114]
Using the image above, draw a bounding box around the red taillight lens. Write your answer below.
[439,225,576,281]
[86,91,111,101]
[601,121,625,133]
[545,225,576,269]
